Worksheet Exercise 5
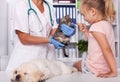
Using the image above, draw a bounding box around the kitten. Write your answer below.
[53,15,74,57]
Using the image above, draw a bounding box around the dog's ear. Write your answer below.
[35,71,44,77]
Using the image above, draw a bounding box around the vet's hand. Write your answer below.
[77,23,88,32]
[50,37,65,48]
[61,23,76,36]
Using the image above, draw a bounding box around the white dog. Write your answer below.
[11,59,77,82]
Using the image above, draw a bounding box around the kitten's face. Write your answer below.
[60,15,72,26]
[53,15,73,45]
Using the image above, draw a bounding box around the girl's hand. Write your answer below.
[97,72,117,78]
[77,23,89,39]
[76,23,88,32]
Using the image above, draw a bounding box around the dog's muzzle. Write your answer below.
[11,74,21,82]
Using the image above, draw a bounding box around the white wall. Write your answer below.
[0,0,8,56]
[118,0,120,68]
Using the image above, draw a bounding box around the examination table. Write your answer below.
[0,71,120,82]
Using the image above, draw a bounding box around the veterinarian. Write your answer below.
[6,0,76,74]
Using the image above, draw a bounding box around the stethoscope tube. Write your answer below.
[43,0,54,26]
[27,0,53,26]
[28,0,37,15]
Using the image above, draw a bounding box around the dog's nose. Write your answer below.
[11,79,14,82]
[16,74,21,80]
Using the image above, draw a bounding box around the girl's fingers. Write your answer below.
[76,23,87,32]
[76,22,84,26]
[76,22,79,25]
[80,24,85,31]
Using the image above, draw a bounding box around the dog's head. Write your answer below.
[11,63,44,82]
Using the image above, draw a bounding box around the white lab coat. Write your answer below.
[6,0,58,74]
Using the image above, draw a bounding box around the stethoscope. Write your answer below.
[27,0,54,32]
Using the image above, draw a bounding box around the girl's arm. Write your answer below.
[92,31,117,77]
[83,29,89,39]
[77,23,89,39]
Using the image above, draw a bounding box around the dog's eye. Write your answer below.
[24,72,28,75]
[14,70,17,74]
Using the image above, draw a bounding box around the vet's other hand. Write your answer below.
[61,23,76,36]
[77,23,88,32]
[50,37,65,48]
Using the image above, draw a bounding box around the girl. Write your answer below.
[73,0,117,77]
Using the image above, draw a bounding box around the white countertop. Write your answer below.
[0,71,120,82]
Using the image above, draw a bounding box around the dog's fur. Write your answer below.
[53,15,74,57]
[11,59,77,82]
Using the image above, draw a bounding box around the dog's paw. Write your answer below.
[40,75,46,81]
[72,67,78,72]
[38,79,45,82]
[40,73,51,81]
[38,75,46,82]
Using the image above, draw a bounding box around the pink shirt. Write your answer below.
[86,20,116,75]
